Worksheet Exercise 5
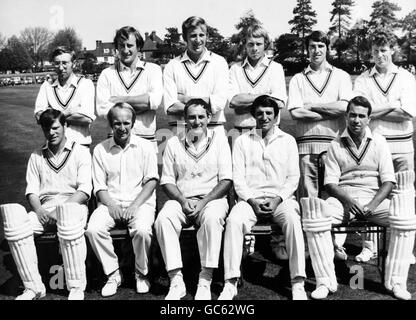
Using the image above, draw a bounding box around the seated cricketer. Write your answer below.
[155,98,232,300]
[219,95,307,301]
[0,109,92,300]
[86,103,158,297]
[301,96,416,300]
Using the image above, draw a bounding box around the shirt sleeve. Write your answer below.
[142,141,160,185]
[34,82,49,118]
[377,137,396,184]
[147,65,163,111]
[209,57,229,115]
[217,136,232,181]
[25,152,41,197]
[162,61,180,114]
[338,71,353,102]
[77,78,96,120]
[160,138,177,185]
[228,64,240,102]
[399,71,416,117]
[268,63,287,106]
[278,137,299,200]
[92,145,108,196]
[324,142,342,185]
[232,136,254,201]
[96,70,115,118]
[76,145,92,198]
[287,75,303,111]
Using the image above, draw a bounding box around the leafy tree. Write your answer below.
[206,25,231,59]
[0,32,6,50]
[274,33,303,62]
[0,48,13,71]
[368,0,401,34]
[20,27,53,70]
[345,19,371,71]
[161,27,183,58]
[81,52,97,75]
[48,27,82,58]
[4,36,33,72]
[401,9,416,63]
[289,0,317,61]
[329,0,354,62]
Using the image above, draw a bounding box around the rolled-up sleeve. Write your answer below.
[278,138,299,200]
[287,75,303,111]
[76,146,92,198]
[96,71,115,118]
[78,78,96,120]
[339,72,353,102]
[142,141,159,184]
[209,58,229,115]
[25,153,40,197]
[228,64,240,102]
[324,143,341,185]
[232,137,254,201]
[34,82,49,119]
[160,139,177,185]
[399,72,416,117]
[217,136,232,181]
[162,61,180,114]
[92,146,108,196]
[378,137,396,184]
[269,63,287,106]
[148,65,163,111]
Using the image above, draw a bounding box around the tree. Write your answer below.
[401,10,416,63]
[289,0,317,61]
[206,26,231,59]
[81,52,97,75]
[164,27,181,47]
[345,19,371,71]
[0,48,13,72]
[0,32,6,50]
[274,33,306,74]
[20,27,53,70]
[4,36,33,72]
[329,0,354,62]
[368,0,401,34]
[48,27,83,57]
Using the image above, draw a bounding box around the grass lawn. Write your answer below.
[0,82,415,301]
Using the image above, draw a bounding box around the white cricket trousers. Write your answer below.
[155,198,228,272]
[223,198,306,281]
[86,202,155,276]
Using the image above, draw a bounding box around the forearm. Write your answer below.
[27,193,43,212]
[380,109,413,122]
[367,182,394,208]
[96,190,118,207]
[162,183,187,205]
[123,94,151,113]
[201,179,232,205]
[326,183,355,205]
[66,113,93,125]
[309,101,347,117]
[290,108,326,121]
[130,179,157,208]
[166,102,185,116]
[65,191,89,205]
[230,94,260,109]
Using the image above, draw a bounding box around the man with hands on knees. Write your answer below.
[155,98,232,300]
[86,102,158,297]
[219,95,307,301]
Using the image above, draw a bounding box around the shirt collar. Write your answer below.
[341,126,373,142]
[118,58,145,71]
[242,56,271,68]
[109,134,139,150]
[42,138,74,151]
[304,61,333,74]
[51,73,78,88]
[181,128,213,145]
[180,49,212,63]
[369,64,399,76]
[249,124,285,142]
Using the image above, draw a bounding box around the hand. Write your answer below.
[108,203,124,221]
[178,93,188,104]
[36,207,50,226]
[109,96,126,104]
[362,202,378,217]
[187,199,206,222]
[260,197,282,214]
[343,199,364,219]
[123,203,139,222]
[48,209,57,224]
[248,198,271,219]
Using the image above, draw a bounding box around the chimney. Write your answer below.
[145,32,149,40]
[96,40,102,49]
[151,31,156,40]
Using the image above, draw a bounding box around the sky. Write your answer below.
[1,0,415,49]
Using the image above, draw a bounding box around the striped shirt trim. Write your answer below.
[180,131,216,162]
[116,62,146,93]
[303,69,333,97]
[372,73,397,96]
[296,135,335,144]
[341,137,371,165]
[242,63,269,88]
[384,133,413,142]
[181,54,211,83]
[52,76,83,109]
[42,142,76,173]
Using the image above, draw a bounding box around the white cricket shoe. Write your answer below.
[292,283,307,300]
[392,284,412,300]
[136,277,151,294]
[355,248,377,262]
[101,270,122,297]
[68,288,84,300]
[311,285,330,300]
[218,282,238,300]
[334,247,348,261]
[165,279,186,300]
[194,279,211,300]
[15,287,46,300]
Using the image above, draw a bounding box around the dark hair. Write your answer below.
[114,26,144,50]
[250,95,280,118]
[371,31,397,49]
[182,16,207,42]
[39,109,66,128]
[50,46,76,62]
[243,24,270,49]
[107,102,136,127]
[305,30,330,51]
[184,98,212,118]
[347,96,372,116]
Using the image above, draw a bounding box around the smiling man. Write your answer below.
[1,109,92,300]
[155,98,232,300]
[35,46,95,146]
[96,26,163,146]
[218,95,306,300]
[163,16,229,136]
[86,102,159,297]
[301,96,416,300]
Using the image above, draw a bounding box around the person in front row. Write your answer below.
[155,98,232,300]
[86,103,158,297]
[1,109,92,300]
[301,96,416,300]
[219,95,307,300]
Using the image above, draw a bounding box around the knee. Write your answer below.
[85,223,101,239]
[130,225,152,240]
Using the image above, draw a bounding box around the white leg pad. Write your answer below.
[0,203,44,293]
[394,170,415,195]
[56,203,88,290]
[301,197,337,292]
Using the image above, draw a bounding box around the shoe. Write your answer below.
[136,277,151,294]
[392,284,412,300]
[15,287,46,300]
[101,270,122,297]
[355,248,377,262]
[410,253,416,265]
[334,247,348,261]
[218,282,238,300]
[194,279,211,300]
[68,288,84,300]
[311,285,330,300]
[292,283,307,300]
[165,279,186,300]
